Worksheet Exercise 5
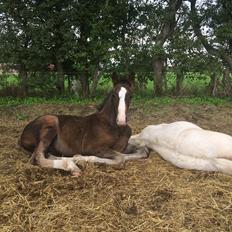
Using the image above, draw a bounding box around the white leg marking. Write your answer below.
[51,159,81,175]
[117,87,127,126]
[73,154,124,165]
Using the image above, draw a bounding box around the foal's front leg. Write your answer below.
[47,146,149,174]
[71,148,125,167]
[72,147,149,166]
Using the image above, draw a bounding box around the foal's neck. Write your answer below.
[99,94,117,126]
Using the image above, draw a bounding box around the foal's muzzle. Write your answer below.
[117,116,127,126]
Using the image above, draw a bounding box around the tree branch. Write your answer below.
[189,0,232,70]
[156,0,183,46]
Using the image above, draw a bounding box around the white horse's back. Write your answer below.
[129,121,232,175]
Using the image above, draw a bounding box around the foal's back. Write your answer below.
[19,114,85,154]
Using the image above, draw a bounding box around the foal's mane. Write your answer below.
[96,90,118,126]
[97,90,114,112]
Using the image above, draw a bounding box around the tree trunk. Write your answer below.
[80,66,90,98]
[19,64,28,97]
[56,61,65,94]
[163,75,168,92]
[222,67,232,96]
[67,76,72,93]
[91,65,101,97]
[152,0,182,96]
[175,69,184,95]
[137,74,147,91]
[208,72,217,96]
[153,57,164,96]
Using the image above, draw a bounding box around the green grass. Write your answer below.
[0,95,231,107]
[133,96,231,106]
[0,96,99,107]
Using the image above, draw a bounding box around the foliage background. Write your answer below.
[0,0,231,98]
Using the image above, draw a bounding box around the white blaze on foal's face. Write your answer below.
[117,87,127,126]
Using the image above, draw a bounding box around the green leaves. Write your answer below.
[0,0,231,98]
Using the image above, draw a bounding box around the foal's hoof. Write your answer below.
[114,161,126,170]
[30,157,37,165]
[71,170,82,177]
[67,160,82,177]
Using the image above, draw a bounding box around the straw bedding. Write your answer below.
[1,102,232,231]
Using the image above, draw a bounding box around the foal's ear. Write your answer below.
[111,71,119,86]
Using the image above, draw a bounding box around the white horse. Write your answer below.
[129,121,232,175]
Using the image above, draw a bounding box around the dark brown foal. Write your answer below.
[18,73,149,176]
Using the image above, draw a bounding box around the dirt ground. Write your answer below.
[1,102,232,232]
